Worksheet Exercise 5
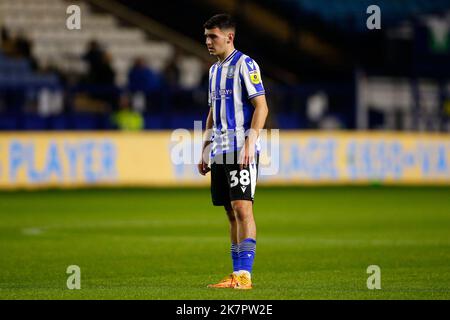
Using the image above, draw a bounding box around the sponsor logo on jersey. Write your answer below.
[211,89,233,100]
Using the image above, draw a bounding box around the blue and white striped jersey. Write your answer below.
[208,49,265,157]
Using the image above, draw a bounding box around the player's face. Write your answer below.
[204,28,232,56]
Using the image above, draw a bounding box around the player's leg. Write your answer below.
[232,200,256,242]
[231,199,256,289]
[226,153,259,289]
[224,203,240,274]
[208,157,238,288]
[225,203,238,244]
[207,203,239,288]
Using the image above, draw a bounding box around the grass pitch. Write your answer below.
[0,186,449,299]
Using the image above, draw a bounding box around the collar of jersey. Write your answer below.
[217,49,238,67]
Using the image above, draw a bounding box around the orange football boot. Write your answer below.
[207,273,237,288]
[233,272,252,290]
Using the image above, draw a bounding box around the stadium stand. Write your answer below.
[0,0,207,130]
[0,0,449,131]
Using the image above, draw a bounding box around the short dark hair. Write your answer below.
[203,14,236,31]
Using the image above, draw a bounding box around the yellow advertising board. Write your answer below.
[260,131,450,185]
[0,131,449,189]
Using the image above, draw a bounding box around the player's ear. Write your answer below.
[227,32,234,43]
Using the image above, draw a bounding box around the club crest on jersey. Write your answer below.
[249,70,260,84]
[226,65,235,79]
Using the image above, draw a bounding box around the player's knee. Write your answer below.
[235,210,252,222]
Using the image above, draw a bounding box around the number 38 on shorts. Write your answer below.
[210,153,259,206]
[230,169,251,188]
[228,165,257,201]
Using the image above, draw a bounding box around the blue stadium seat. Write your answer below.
[48,115,69,130]
[276,113,302,129]
[0,115,19,130]
[144,114,165,129]
[0,58,31,74]
[169,113,203,129]
[71,114,99,130]
[289,0,450,32]
[22,114,48,130]
[97,114,116,130]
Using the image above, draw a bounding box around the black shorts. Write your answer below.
[210,151,259,206]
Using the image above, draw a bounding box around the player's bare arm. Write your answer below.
[240,95,269,169]
[198,108,213,176]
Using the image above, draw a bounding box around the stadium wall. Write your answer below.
[0,131,449,189]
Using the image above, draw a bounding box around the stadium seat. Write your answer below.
[22,114,48,130]
[276,113,302,129]
[97,114,116,130]
[71,113,99,130]
[144,114,165,129]
[169,113,203,129]
[47,114,69,130]
[0,115,19,130]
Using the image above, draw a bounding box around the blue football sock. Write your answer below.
[231,243,240,273]
[239,238,256,273]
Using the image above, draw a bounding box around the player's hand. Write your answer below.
[239,140,255,170]
[198,159,211,176]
